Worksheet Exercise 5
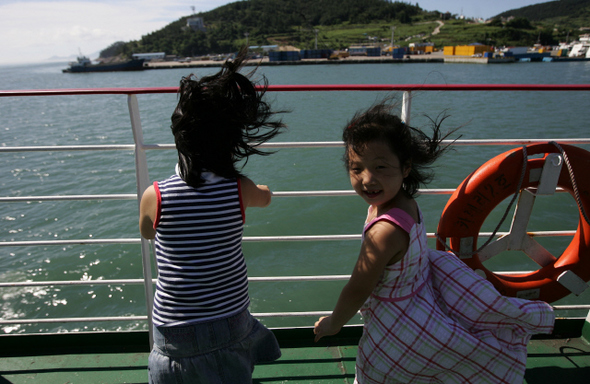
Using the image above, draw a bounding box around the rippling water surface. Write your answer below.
[1,59,590,333]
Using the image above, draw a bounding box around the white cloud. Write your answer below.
[0,0,223,64]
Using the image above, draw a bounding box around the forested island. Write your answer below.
[98,0,590,60]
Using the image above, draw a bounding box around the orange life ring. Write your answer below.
[436,143,590,303]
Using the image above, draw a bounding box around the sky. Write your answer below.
[1,0,554,65]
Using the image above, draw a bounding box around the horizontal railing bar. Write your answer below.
[2,304,587,325]
[265,84,590,92]
[0,316,147,324]
[244,230,577,241]
[0,239,142,246]
[0,190,435,203]
[253,311,333,318]
[262,141,344,148]
[0,279,147,287]
[439,138,590,145]
[141,144,175,150]
[140,138,590,148]
[0,271,567,289]
[0,313,337,325]
[436,230,575,239]
[0,145,136,152]
[0,273,547,289]
[244,235,357,242]
[0,313,331,324]
[0,88,178,97]
[3,139,589,154]
[2,84,590,98]
[7,269,590,289]
[272,190,356,197]
[0,275,352,288]
[259,139,590,148]
[0,194,137,202]
[273,188,565,197]
[249,275,351,282]
[521,230,576,237]
[0,230,576,247]
[1,187,569,202]
[272,189,459,197]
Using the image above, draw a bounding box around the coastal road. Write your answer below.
[432,20,444,36]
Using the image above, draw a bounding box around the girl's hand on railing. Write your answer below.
[314,315,341,342]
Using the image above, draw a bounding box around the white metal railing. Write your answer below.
[1,85,590,344]
[0,229,578,247]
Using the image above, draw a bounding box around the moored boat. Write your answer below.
[62,55,145,73]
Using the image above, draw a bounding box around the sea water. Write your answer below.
[1,60,590,334]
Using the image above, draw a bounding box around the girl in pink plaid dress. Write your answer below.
[313,101,555,383]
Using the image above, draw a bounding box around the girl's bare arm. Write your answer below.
[139,185,157,239]
[314,221,409,341]
[240,177,272,208]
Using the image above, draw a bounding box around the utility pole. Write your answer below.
[391,26,396,48]
[244,32,249,49]
[314,29,319,49]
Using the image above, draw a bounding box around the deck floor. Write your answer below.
[0,337,589,383]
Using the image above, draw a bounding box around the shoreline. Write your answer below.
[144,53,445,69]
[131,51,589,70]
[143,52,588,69]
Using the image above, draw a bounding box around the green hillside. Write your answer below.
[497,0,590,23]
[101,0,590,59]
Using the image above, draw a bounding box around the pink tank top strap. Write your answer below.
[364,207,416,235]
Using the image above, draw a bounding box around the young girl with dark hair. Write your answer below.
[314,100,554,383]
[139,48,285,384]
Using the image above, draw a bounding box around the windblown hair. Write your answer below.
[342,100,458,197]
[170,47,285,187]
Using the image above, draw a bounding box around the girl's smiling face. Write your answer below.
[347,140,410,213]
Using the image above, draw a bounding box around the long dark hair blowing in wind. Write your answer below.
[171,47,285,188]
[343,99,459,197]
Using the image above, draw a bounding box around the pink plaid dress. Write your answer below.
[355,206,555,384]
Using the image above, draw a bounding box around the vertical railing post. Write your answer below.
[128,94,155,347]
[582,307,590,342]
[401,90,412,125]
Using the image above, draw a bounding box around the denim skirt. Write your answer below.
[148,309,281,384]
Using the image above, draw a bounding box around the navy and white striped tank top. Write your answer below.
[152,171,249,327]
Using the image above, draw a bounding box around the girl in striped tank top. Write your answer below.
[313,100,554,383]
[139,47,285,384]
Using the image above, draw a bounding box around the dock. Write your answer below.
[144,53,444,69]
[142,52,535,69]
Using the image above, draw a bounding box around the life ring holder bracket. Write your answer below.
[476,153,563,265]
[436,142,590,303]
